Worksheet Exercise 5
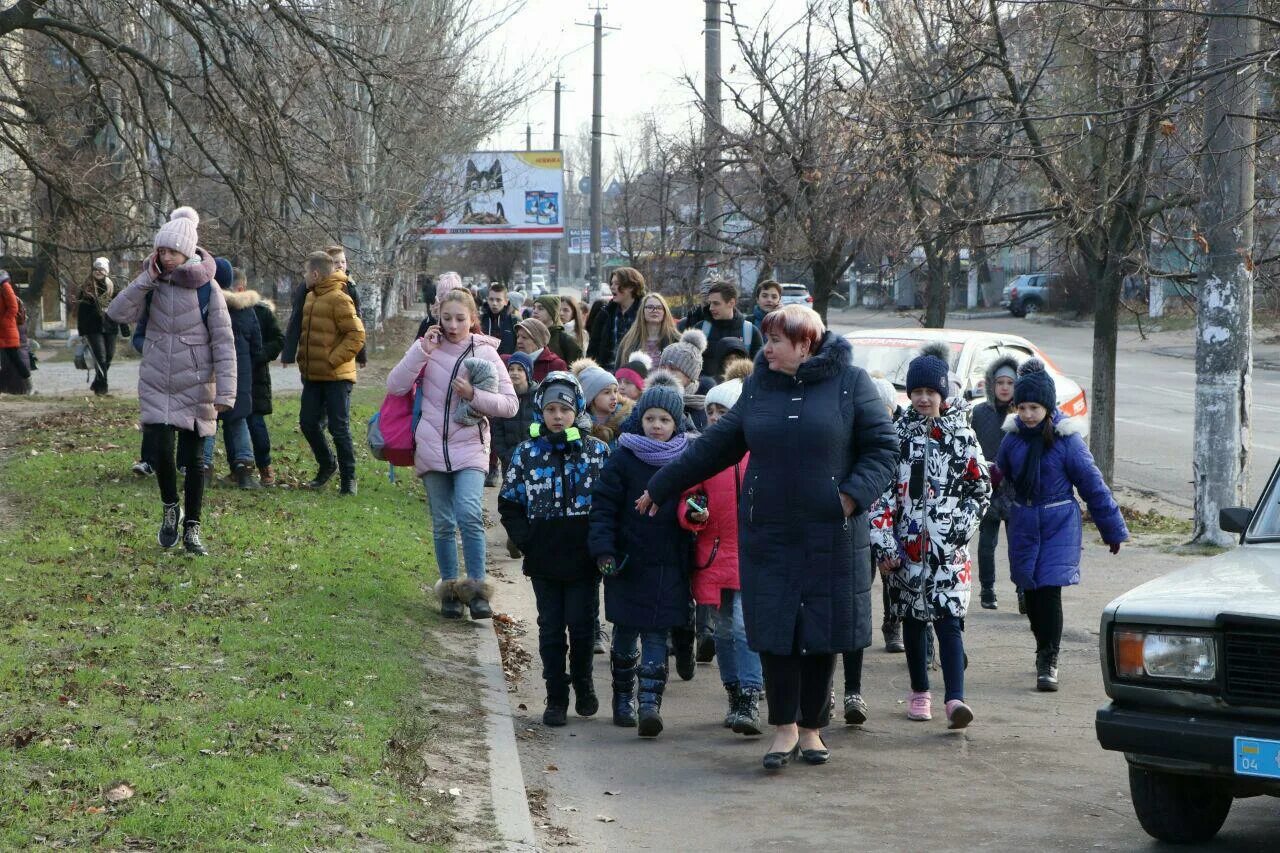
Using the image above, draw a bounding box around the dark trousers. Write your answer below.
[85,332,115,392]
[904,614,965,701]
[530,576,600,701]
[0,347,30,393]
[146,424,205,523]
[760,652,836,729]
[247,414,272,468]
[842,649,863,695]
[1023,586,1064,655]
[977,512,1002,592]
[299,379,355,478]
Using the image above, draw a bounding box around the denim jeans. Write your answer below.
[247,414,272,468]
[611,625,668,670]
[904,614,966,702]
[422,469,487,582]
[221,417,253,466]
[299,379,355,478]
[714,590,762,690]
[530,576,599,694]
[200,434,215,469]
[977,512,1002,592]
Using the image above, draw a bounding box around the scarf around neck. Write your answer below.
[1013,418,1048,502]
[619,431,688,466]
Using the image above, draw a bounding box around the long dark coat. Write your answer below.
[219,289,263,422]
[646,332,898,655]
[250,295,284,415]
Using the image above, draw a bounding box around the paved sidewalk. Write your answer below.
[482,486,1280,851]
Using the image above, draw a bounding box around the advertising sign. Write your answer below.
[417,151,564,242]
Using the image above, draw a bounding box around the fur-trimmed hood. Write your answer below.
[223,289,261,311]
[984,354,1019,411]
[1002,410,1085,436]
[753,330,851,388]
[587,395,634,446]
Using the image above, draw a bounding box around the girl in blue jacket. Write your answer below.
[996,359,1129,692]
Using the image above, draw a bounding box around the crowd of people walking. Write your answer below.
[3,213,1131,771]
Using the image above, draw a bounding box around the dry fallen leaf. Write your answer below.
[596,815,615,823]
[545,764,558,772]
[604,790,620,796]
[104,783,134,803]
[448,788,461,797]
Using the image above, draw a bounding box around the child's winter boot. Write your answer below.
[234,462,262,490]
[543,678,570,727]
[458,579,493,620]
[722,682,739,728]
[610,652,638,727]
[882,617,904,653]
[636,663,668,738]
[435,579,465,620]
[671,627,696,681]
[1036,649,1060,692]
[570,640,598,717]
[732,686,763,736]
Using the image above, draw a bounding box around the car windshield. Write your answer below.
[1247,473,1280,538]
[849,338,961,388]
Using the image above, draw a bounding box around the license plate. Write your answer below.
[1234,736,1280,779]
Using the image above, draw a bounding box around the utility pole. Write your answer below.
[554,79,563,288]
[526,123,535,281]
[701,0,723,276]
[590,7,604,288]
[1193,0,1260,545]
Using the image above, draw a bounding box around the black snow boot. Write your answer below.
[610,652,639,728]
[1036,649,1060,692]
[234,462,263,490]
[980,586,998,610]
[671,627,696,681]
[570,637,598,717]
[636,663,668,738]
[722,682,739,728]
[435,580,465,620]
[543,679,570,727]
[732,687,763,736]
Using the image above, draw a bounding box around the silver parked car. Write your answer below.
[1095,468,1280,843]
[779,283,813,306]
[1001,271,1058,317]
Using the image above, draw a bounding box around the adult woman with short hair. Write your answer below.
[641,305,897,770]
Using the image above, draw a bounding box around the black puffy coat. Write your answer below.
[492,384,537,468]
[480,304,517,355]
[249,295,283,415]
[646,332,898,655]
[589,446,696,630]
[219,289,263,421]
[971,354,1018,519]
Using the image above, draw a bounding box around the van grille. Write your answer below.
[1223,624,1280,707]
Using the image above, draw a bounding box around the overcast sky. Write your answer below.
[483,0,781,159]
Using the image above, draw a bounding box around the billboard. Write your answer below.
[417,151,564,242]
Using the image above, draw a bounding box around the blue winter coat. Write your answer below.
[219,290,262,421]
[995,412,1129,589]
[645,332,898,655]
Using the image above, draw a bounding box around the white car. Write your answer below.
[844,328,1089,434]
[780,283,813,306]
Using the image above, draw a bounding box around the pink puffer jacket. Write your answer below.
[107,249,235,437]
[386,332,518,475]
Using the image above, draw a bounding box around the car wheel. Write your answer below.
[1009,305,1026,318]
[1022,298,1042,315]
[1127,764,1232,844]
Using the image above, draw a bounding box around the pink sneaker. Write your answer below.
[946,699,974,729]
[906,691,932,721]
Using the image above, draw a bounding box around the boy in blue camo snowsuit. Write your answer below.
[499,371,610,727]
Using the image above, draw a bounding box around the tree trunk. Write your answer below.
[810,257,837,323]
[922,252,950,328]
[1086,251,1122,484]
[1193,0,1259,546]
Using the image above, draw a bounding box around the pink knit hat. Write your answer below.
[154,206,200,259]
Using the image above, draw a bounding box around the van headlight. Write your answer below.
[1113,628,1216,682]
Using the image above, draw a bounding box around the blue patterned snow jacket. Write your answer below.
[499,373,610,582]
[995,412,1129,590]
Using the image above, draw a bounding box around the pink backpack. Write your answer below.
[367,372,423,468]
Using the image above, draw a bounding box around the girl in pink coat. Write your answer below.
[387,288,518,619]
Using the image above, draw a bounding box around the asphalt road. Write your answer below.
[825,309,1280,510]
[490,500,1280,851]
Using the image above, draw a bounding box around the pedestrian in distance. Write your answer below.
[971,354,1020,610]
[752,279,782,326]
[995,358,1128,692]
[106,207,234,556]
[235,267,284,486]
[589,371,700,737]
[614,351,650,402]
[324,245,366,367]
[214,258,264,490]
[693,280,762,381]
[513,317,567,382]
[480,281,517,355]
[614,292,679,370]
[586,267,643,369]
[871,347,991,730]
[641,305,898,770]
[387,288,518,620]
[295,250,366,496]
[559,293,588,356]
[74,257,119,396]
[677,362,765,736]
[532,294,583,364]
[499,372,610,727]
[0,269,32,395]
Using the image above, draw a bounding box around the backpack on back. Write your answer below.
[700,318,756,348]
[132,282,212,354]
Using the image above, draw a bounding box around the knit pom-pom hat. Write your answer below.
[705,377,744,411]
[154,206,200,259]
[659,329,707,381]
[636,370,686,425]
[1014,358,1057,411]
[905,351,950,397]
[571,357,618,407]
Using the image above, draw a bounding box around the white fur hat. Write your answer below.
[705,378,743,411]
[154,207,199,259]
[92,257,109,273]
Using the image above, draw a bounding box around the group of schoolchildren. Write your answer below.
[110,207,366,556]
[496,298,1129,737]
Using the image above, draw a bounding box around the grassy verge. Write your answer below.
[0,389,480,850]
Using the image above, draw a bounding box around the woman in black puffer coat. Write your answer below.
[215,259,263,488]
[644,305,897,769]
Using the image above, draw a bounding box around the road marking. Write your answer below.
[1115,417,1182,434]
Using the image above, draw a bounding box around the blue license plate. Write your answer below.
[1234,736,1280,779]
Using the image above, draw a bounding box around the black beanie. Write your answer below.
[905,354,950,397]
[1014,358,1057,410]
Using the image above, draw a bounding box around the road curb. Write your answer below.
[476,621,538,852]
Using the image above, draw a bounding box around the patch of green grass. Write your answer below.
[0,390,476,850]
